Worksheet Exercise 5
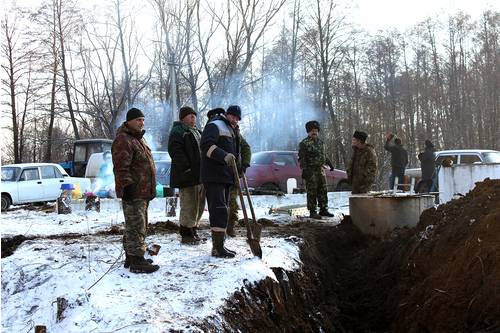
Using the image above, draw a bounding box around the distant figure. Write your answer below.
[168,106,205,245]
[298,120,334,219]
[95,151,115,198]
[112,107,159,274]
[416,140,436,193]
[347,131,378,194]
[384,132,408,189]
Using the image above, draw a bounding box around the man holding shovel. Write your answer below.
[200,105,241,258]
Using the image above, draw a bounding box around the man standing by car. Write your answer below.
[347,131,378,194]
[416,140,436,193]
[298,120,334,219]
[200,105,241,258]
[384,132,408,189]
[168,106,205,245]
[227,106,251,237]
[112,107,159,274]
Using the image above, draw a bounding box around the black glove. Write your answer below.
[242,164,250,174]
[122,184,137,201]
[302,169,311,179]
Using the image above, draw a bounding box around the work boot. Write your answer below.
[211,231,235,258]
[124,253,152,268]
[129,255,159,274]
[180,225,200,245]
[319,209,334,217]
[226,219,236,237]
[309,210,322,219]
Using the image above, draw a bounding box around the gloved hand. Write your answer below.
[122,184,137,201]
[242,163,250,173]
[224,153,236,165]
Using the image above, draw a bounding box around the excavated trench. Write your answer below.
[3,180,500,332]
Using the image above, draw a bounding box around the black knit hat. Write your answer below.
[226,105,241,120]
[305,120,320,133]
[207,108,225,119]
[126,107,145,121]
[353,130,368,142]
[179,106,197,120]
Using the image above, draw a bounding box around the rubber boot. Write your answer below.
[211,231,235,258]
[180,225,200,245]
[319,209,334,217]
[124,253,152,268]
[309,209,322,219]
[226,219,236,237]
[129,255,159,273]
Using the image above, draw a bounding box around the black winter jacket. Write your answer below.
[200,115,239,184]
[384,139,408,171]
[168,121,202,188]
[418,147,436,181]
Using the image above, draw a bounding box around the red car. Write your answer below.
[245,151,349,192]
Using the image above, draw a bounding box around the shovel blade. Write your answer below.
[247,238,263,258]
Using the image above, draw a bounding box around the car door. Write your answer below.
[40,165,65,200]
[17,168,44,202]
[271,153,301,191]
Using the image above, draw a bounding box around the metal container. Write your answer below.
[349,193,435,236]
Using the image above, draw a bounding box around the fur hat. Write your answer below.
[207,108,225,119]
[305,120,320,133]
[353,130,368,142]
[425,140,434,148]
[126,108,145,122]
[226,105,241,120]
[179,106,197,120]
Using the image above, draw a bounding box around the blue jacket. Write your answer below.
[200,115,239,184]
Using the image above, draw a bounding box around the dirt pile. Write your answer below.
[384,178,500,332]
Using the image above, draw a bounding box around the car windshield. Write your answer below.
[251,152,273,165]
[1,167,21,181]
[482,152,500,163]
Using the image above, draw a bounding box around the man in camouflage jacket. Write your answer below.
[112,108,159,273]
[347,131,378,194]
[298,121,334,219]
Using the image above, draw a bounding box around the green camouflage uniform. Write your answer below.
[347,144,378,194]
[298,137,329,212]
[228,134,251,233]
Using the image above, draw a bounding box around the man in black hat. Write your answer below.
[200,105,241,258]
[347,130,378,194]
[384,131,408,189]
[112,107,159,273]
[168,106,205,245]
[416,139,436,193]
[298,120,334,219]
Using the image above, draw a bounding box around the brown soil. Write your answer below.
[3,179,500,332]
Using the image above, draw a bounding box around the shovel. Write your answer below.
[231,160,263,258]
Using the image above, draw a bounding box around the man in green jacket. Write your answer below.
[347,131,378,194]
[298,120,334,219]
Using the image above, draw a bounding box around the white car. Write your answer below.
[1,163,91,211]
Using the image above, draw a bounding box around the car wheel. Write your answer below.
[1,194,11,211]
[335,180,351,192]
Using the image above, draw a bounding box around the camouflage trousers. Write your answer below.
[122,199,150,257]
[305,168,328,211]
[228,186,239,225]
[179,184,206,228]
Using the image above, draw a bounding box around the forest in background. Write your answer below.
[2,0,499,186]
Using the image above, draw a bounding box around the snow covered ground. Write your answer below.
[1,192,350,237]
[1,192,350,332]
